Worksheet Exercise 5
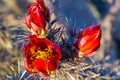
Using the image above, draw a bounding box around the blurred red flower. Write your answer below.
[22,35,61,76]
[26,0,50,36]
[74,24,101,57]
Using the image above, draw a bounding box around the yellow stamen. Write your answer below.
[30,47,53,60]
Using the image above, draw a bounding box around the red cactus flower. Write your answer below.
[26,0,50,36]
[74,24,101,57]
[22,35,61,77]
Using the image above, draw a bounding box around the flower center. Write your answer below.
[30,47,53,61]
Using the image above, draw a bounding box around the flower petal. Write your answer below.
[32,59,47,73]
[82,24,101,36]
[48,56,59,71]
[24,59,37,73]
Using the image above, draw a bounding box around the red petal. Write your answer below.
[80,30,101,51]
[30,22,42,35]
[36,0,46,10]
[52,44,62,59]
[83,41,100,57]
[39,72,49,78]
[24,59,37,73]
[48,57,59,71]
[31,7,45,28]
[25,14,31,29]
[32,59,47,73]
[82,24,101,36]
[28,35,54,50]
[36,38,53,50]
[22,43,30,57]
[75,35,89,49]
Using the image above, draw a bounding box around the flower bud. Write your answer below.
[25,0,50,36]
[74,24,101,57]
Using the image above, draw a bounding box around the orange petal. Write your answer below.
[75,35,89,49]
